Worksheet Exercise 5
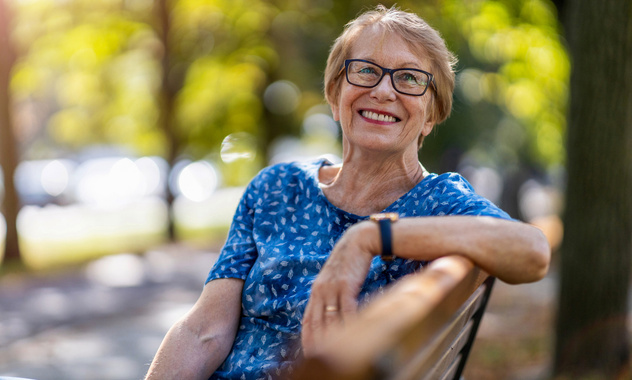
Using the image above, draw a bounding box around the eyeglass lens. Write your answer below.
[346,60,431,96]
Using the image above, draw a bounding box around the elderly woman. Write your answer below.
[146,5,550,380]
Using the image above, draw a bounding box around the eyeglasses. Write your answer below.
[342,59,436,96]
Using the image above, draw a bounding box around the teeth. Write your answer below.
[362,111,397,123]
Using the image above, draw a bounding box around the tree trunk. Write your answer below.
[554,0,632,378]
[0,0,21,263]
[155,0,177,240]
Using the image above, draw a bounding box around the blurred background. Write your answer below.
[0,0,569,378]
[0,0,567,268]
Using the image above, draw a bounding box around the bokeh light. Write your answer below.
[220,132,257,164]
[263,80,301,115]
[71,156,166,205]
[85,253,146,288]
[41,160,71,197]
[302,111,338,139]
[519,179,562,222]
[172,160,219,202]
[135,156,167,196]
[15,159,76,204]
[460,165,503,206]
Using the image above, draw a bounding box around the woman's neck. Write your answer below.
[319,154,426,216]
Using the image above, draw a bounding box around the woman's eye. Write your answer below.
[398,72,426,86]
[359,67,377,74]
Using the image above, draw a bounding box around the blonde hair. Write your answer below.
[324,5,457,126]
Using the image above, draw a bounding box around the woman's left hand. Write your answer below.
[301,222,377,357]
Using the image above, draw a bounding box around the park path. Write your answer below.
[0,245,557,380]
[0,245,217,380]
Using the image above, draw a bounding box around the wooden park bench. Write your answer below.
[292,255,494,380]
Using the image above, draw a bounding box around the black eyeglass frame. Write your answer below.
[342,59,437,96]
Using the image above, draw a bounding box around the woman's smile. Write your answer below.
[360,109,400,123]
[360,110,400,124]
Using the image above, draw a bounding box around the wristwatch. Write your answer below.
[369,213,399,261]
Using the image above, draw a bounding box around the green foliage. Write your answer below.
[9,0,569,183]
[417,0,569,170]
[169,0,279,162]
[11,0,164,156]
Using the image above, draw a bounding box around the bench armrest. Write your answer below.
[293,255,492,380]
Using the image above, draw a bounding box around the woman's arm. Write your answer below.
[386,216,550,284]
[302,216,550,356]
[145,278,244,380]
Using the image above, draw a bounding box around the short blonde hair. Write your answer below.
[324,5,457,126]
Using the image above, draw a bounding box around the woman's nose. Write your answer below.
[370,74,397,101]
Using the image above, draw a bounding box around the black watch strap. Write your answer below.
[370,213,399,261]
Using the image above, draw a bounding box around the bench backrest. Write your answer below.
[293,255,494,380]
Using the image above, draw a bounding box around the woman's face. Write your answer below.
[331,25,435,155]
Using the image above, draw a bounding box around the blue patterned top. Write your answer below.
[206,158,510,380]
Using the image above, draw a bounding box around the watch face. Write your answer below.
[370,212,399,222]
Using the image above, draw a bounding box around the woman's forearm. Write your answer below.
[145,317,234,380]
[145,278,244,380]
[355,215,551,284]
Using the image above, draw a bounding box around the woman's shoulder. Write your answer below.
[421,172,476,195]
[418,171,511,219]
[250,158,328,189]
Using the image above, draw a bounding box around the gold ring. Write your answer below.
[325,305,339,312]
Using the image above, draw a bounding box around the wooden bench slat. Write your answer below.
[421,318,474,380]
[439,353,463,380]
[404,278,494,380]
[416,285,486,380]
[383,284,485,379]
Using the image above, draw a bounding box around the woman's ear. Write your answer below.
[421,96,437,136]
[420,119,435,137]
[417,106,436,148]
[331,103,340,122]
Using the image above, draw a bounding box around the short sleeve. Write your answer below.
[205,181,258,284]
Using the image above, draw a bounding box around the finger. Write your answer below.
[303,286,332,340]
[308,295,326,332]
[323,299,342,327]
[301,300,320,357]
[308,278,338,327]
[338,289,359,324]
[304,296,324,333]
